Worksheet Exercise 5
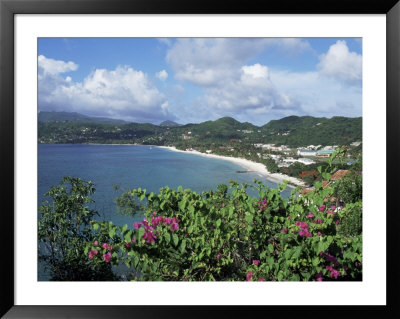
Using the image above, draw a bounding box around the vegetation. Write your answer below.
[39,150,362,281]
[38,112,362,148]
[38,177,117,280]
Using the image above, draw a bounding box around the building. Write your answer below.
[297,149,317,157]
[298,158,315,165]
[316,150,335,158]
[331,170,350,181]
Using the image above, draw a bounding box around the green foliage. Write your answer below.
[83,148,362,281]
[40,148,362,282]
[38,177,117,280]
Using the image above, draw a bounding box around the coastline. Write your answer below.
[157,146,306,188]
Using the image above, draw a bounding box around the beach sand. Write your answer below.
[158,146,306,187]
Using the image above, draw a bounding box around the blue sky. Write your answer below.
[38,38,362,126]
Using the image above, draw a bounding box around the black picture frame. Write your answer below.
[1,0,399,318]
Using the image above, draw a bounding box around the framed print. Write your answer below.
[1,0,399,318]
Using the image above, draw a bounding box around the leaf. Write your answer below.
[93,223,99,230]
[245,213,253,224]
[292,246,302,259]
[138,227,145,240]
[216,219,221,228]
[172,234,179,247]
[124,230,133,243]
[268,244,274,254]
[180,239,187,254]
[164,232,171,244]
[108,227,116,238]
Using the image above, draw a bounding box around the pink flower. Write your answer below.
[246,271,253,281]
[299,229,312,237]
[335,220,340,225]
[134,222,141,229]
[326,265,340,279]
[331,205,336,211]
[143,231,157,243]
[125,242,131,248]
[253,260,260,266]
[307,212,314,218]
[288,216,292,220]
[93,241,98,246]
[280,228,288,233]
[327,210,334,215]
[171,223,179,231]
[296,221,308,230]
[258,278,264,281]
[103,251,111,263]
[88,249,98,259]
[131,237,136,243]
[101,243,108,249]
[317,218,322,224]
[153,211,157,216]
[319,205,326,212]
[315,272,323,281]
[221,203,225,207]
[317,232,322,236]
[172,217,180,224]
[216,253,221,259]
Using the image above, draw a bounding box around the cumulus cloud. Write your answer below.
[38,55,172,123]
[156,69,168,81]
[166,38,310,87]
[317,40,362,85]
[165,38,361,124]
[269,68,361,117]
[38,55,78,75]
[164,38,308,123]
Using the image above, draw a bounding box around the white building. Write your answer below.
[297,149,317,156]
[298,158,316,165]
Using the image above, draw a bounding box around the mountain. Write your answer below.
[159,120,181,127]
[261,115,362,146]
[38,114,362,147]
[38,111,129,125]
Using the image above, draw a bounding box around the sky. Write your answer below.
[38,38,362,126]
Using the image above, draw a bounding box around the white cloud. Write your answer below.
[156,70,168,81]
[317,40,362,85]
[270,68,361,117]
[166,38,310,87]
[38,55,172,123]
[241,64,269,79]
[38,55,78,75]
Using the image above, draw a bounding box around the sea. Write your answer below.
[38,144,292,226]
[38,144,292,280]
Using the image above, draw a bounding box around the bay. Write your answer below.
[38,144,291,226]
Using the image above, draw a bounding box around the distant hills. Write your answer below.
[38,111,362,147]
[38,111,129,125]
[159,120,181,127]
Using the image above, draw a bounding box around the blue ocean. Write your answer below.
[38,144,292,226]
[38,144,293,280]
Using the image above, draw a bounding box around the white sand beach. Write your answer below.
[158,146,306,187]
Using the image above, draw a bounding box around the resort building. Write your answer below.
[297,149,317,156]
[298,158,316,165]
[316,150,335,157]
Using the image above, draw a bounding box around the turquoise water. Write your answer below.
[38,144,293,280]
[38,144,291,226]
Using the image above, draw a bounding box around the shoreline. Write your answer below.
[40,143,306,187]
[157,146,306,188]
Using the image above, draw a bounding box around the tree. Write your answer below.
[38,177,117,280]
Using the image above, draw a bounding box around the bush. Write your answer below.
[38,177,117,281]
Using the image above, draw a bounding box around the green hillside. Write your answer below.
[38,111,129,125]
[38,113,362,147]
